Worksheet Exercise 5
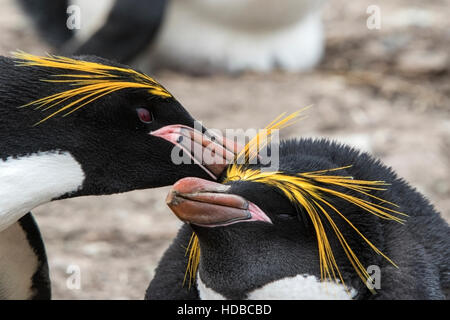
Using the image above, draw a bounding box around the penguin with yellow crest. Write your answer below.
[147,112,450,300]
[0,52,233,299]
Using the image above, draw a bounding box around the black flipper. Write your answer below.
[18,0,166,64]
[17,0,73,48]
[145,224,200,300]
[70,0,167,63]
[18,213,51,300]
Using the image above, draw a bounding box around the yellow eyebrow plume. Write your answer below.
[13,52,172,125]
[235,106,309,164]
[224,165,406,293]
[183,232,201,289]
[183,110,306,287]
[184,110,407,295]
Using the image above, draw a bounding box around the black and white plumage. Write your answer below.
[0,53,212,230]
[0,53,230,299]
[147,138,450,300]
[0,213,50,299]
[18,0,326,73]
[18,0,166,65]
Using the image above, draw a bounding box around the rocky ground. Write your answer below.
[0,0,449,299]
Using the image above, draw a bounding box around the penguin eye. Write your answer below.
[137,108,153,123]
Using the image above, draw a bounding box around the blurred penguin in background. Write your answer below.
[19,0,327,74]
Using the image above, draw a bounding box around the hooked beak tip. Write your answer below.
[166,177,272,227]
[150,124,243,180]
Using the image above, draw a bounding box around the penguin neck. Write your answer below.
[0,150,85,232]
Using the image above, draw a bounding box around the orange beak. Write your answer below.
[166,177,272,227]
[151,124,240,180]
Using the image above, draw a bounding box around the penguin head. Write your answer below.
[166,139,405,299]
[1,53,233,197]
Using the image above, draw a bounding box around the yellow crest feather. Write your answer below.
[183,110,306,287]
[224,165,406,293]
[13,52,172,125]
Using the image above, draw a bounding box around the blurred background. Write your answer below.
[0,0,449,299]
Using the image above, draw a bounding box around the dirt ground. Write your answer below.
[0,0,449,299]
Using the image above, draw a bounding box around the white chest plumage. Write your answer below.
[70,0,115,42]
[152,0,326,72]
[0,221,39,299]
[197,274,357,300]
[70,0,326,73]
[0,151,85,232]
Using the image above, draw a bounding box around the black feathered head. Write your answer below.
[166,112,407,298]
[0,53,233,197]
[13,52,172,125]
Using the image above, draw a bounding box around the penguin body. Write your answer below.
[17,0,166,65]
[19,0,326,73]
[152,0,326,73]
[147,138,450,300]
[0,52,224,231]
